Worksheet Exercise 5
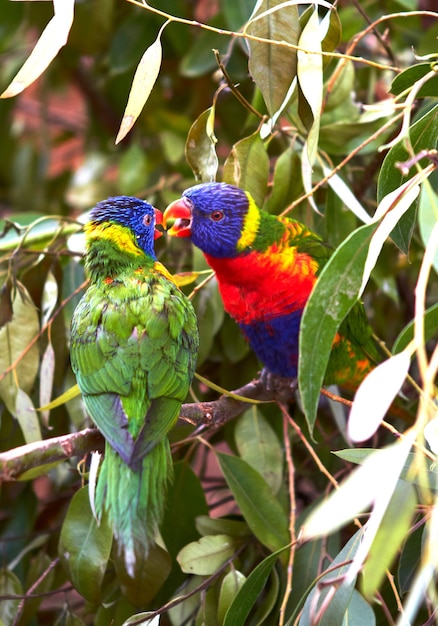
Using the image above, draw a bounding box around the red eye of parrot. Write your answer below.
[210,210,224,222]
[143,214,152,226]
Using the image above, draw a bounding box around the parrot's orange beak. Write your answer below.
[163,199,192,238]
[154,208,164,239]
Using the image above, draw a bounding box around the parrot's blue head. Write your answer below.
[86,196,163,259]
[163,182,256,258]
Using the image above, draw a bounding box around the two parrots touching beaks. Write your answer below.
[70,184,376,574]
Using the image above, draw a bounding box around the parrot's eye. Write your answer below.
[210,210,224,222]
[143,214,153,227]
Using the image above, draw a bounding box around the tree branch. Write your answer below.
[0,376,297,481]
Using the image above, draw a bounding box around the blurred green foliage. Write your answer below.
[0,1,437,625]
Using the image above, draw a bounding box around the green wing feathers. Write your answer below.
[71,268,198,574]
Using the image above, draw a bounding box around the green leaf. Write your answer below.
[398,524,423,595]
[222,129,269,207]
[177,534,237,575]
[196,516,251,539]
[234,407,283,493]
[114,541,171,606]
[265,147,303,214]
[161,460,209,559]
[223,545,287,626]
[361,481,416,600]
[392,302,438,354]
[0,569,22,624]
[377,104,438,252]
[299,222,376,431]
[116,25,165,144]
[217,452,289,553]
[58,487,113,604]
[390,63,438,98]
[0,283,40,417]
[342,590,375,626]
[298,529,363,626]
[246,0,300,117]
[418,181,438,273]
[185,106,218,182]
[218,570,247,624]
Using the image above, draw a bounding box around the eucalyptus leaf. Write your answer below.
[0,283,40,417]
[246,0,300,118]
[377,104,438,252]
[58,487,113,604]
[223,544,288,626]
[222,129,269,207]
[217,452,289,553]
[361,481,416,600]
[185,106,218,182]
[234,407,283,493]
[218,570,247,624]
[299,222,376,431]
[299,529,364,626]
[177,534,237,575]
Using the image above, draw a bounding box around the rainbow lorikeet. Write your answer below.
[163,182,377,387]
[70,196,198,575]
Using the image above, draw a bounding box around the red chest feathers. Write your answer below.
[204,249,318,326]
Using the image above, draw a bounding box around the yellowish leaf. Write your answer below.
[1,0,75,98]
[115,25,166,144]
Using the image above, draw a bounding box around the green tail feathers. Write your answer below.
[95,439,173,576]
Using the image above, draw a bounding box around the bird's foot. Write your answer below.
[260,368,298,403]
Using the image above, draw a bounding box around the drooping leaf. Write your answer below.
[297,6,323,165]
[185,106,218,182]
[418,181,438,273]
[301,439,412,541]
[114,541,171,606]
[15,388,41,444]
[115,24,165,144]
[161,460,209,559]
[223,545,287,626]
[1,0,75,98]
[377,104,438,252]
[218,570,247,624]
[217,452,289,553]
[39,342,55,426]
[234,407,283,493]
[0,283,40,417]
[246,0,300,118]
[392,302,438,354]
[361,481,416,600]
[299,222,376,431]
[58,487,113,604]
[299,529,364,626]
[348,349,412,443]
[390,62,438,98]
[0,569,22,624]
[177,534,238,575]
[222,129,269,207]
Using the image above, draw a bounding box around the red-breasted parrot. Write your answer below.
[163,182,377,387]
[70,196,198,575]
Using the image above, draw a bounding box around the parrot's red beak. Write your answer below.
[163,199,192,238]
[154,208,164,239]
